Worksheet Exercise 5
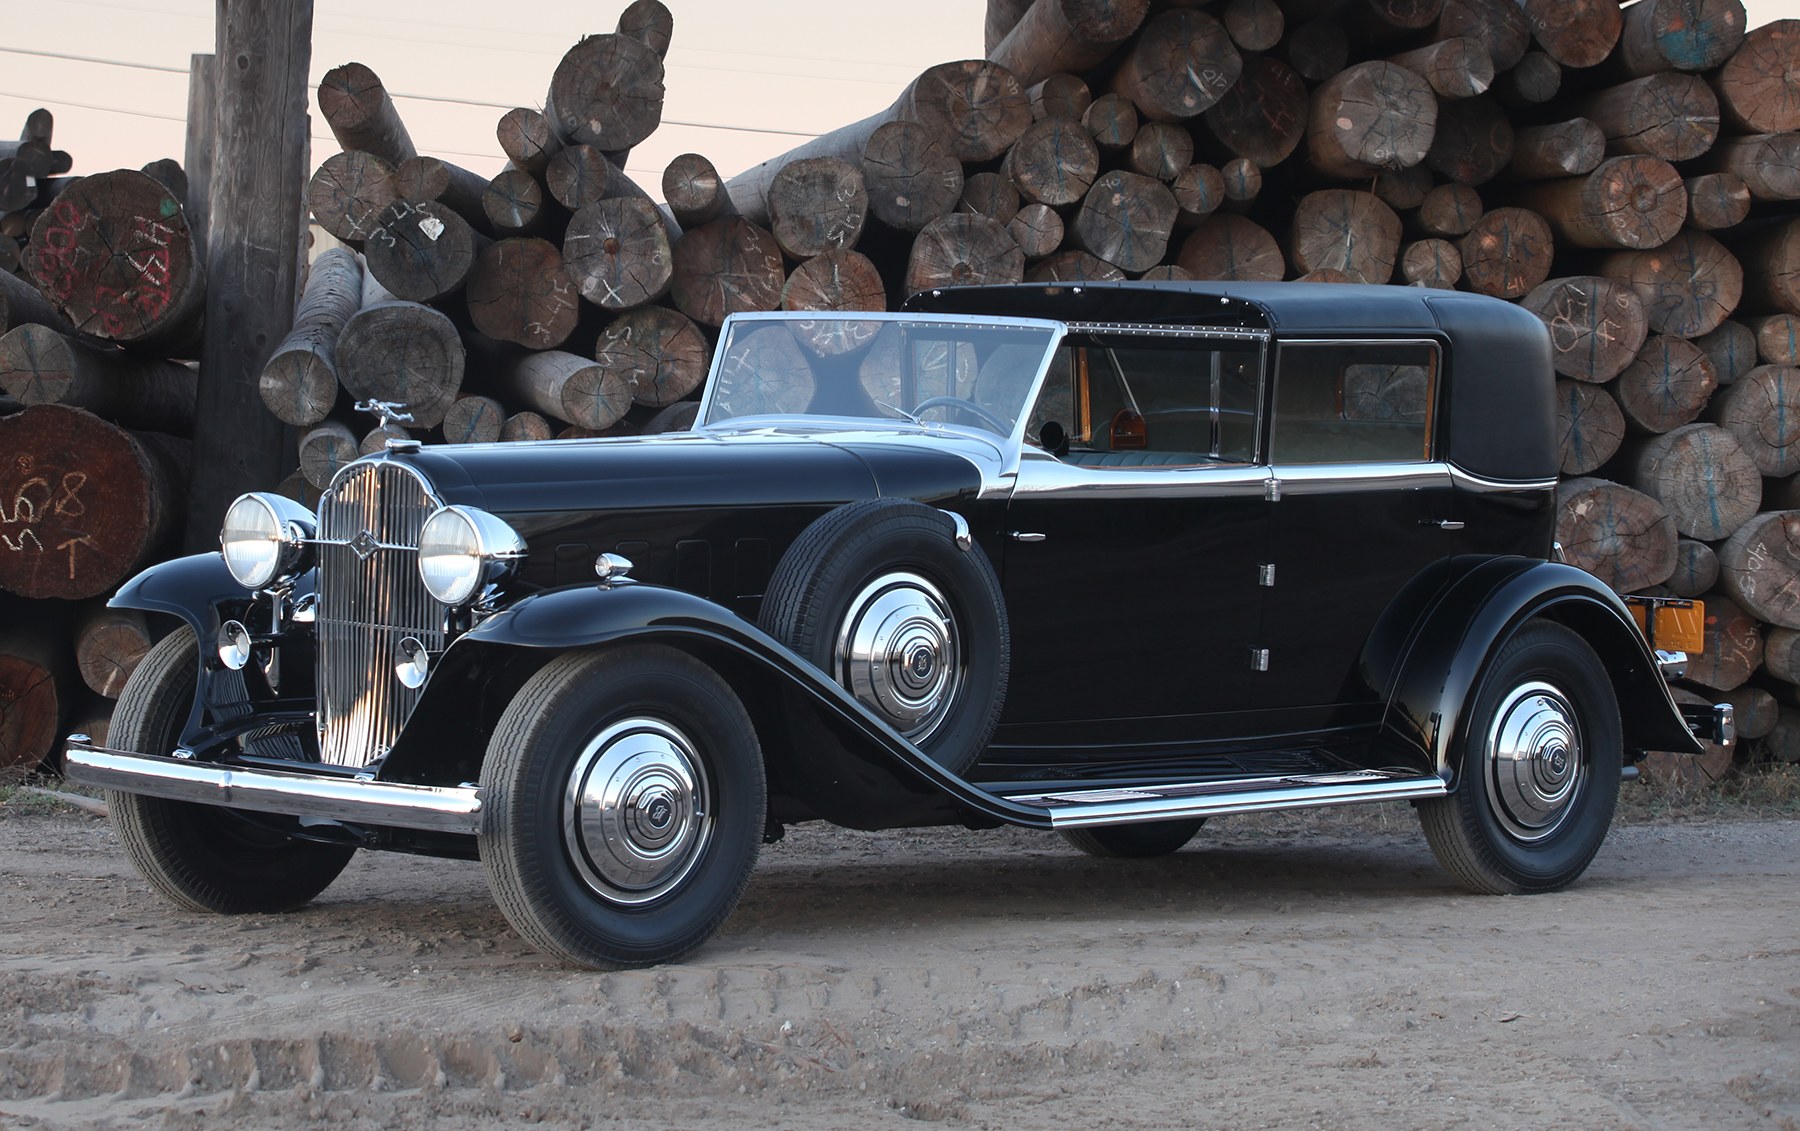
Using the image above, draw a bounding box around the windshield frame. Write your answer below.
[696,311,1069,449]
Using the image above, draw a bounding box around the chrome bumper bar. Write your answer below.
[63,740,483,835]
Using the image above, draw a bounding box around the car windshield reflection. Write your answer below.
[700,313,1063,439]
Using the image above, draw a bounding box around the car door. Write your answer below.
[1253,338,1459,736]
[994,331,1274,753]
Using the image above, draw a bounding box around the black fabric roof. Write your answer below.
[908,281,1557,482]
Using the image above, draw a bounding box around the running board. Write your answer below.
[1001,770,1449,829]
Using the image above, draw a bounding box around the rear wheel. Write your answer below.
[479,644,765,969]
[107,628,356,914]
[1061,818,1206,858]
[1418,621,1621,894]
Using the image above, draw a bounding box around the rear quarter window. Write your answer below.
[1271,341,1440,464]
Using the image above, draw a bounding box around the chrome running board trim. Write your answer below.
[1003,770,1449,828]
[64,742,482,835]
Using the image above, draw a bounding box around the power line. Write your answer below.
[48,0,927,76]
[0,45,820,138]
[0,100,689,174]
[0,46,187,75]
[0,91,185,124]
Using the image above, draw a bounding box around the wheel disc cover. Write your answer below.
[563,718,712,905]
[1484,680,1584,843]
[835,571,961,741]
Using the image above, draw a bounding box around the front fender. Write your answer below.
[107,553,318,753]
[110,552,255,641]
[1375,558,1702,784]
[388,582,1051,829]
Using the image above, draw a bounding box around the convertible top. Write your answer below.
[908,281,1557,483]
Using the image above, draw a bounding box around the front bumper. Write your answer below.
[63,738,483,835]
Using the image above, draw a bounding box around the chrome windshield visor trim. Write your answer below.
[1010,455,1270,498]
[65,743,482,835]
[1064,322,1272,342]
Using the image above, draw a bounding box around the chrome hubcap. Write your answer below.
[835,571,961,741]
[563,718,712,904]
[1485,681,1584,842]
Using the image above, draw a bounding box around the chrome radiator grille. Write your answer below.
[314,461,444,767]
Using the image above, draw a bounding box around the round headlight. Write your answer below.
[219,493,314,590]
[417,505,526,605]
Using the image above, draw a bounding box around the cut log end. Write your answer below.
[0,406,180,600]
[1554,477,1676,593]
[593,306,711,409]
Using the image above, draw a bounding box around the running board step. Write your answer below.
[1001,770,1449,829]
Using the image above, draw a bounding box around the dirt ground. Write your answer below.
[0,803,1795,1130]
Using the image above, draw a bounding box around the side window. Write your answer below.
[1271,342,1438,465]
[1026,339,1263,467]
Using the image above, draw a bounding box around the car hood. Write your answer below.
[391,428,992,518]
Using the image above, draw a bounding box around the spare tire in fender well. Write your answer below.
[757,499,1010,818]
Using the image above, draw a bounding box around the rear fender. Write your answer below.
[1373,558,1701,785]
[384,582,1051,829]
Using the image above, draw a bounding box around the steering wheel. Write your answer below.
[913,396,1010,434]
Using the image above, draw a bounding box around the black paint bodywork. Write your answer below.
[108,282,1702,840]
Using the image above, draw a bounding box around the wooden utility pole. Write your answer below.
[183,53,216,252]
[186,0,313,551]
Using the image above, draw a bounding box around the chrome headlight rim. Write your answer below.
[417,505,526,606]
[219,492,315,591]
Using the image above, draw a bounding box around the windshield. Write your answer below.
[700,314,1063,439]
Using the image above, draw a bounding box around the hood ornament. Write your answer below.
[354,399,416,430]
[355,399,422,452]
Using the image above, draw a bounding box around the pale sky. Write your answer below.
[0,0,986,190]
[4,1,1800,196]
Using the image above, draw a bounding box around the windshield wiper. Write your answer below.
[876,400,924,426]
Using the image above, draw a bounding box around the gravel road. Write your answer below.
[1,806,1795,1129]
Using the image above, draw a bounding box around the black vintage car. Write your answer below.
[67,281,1729,969]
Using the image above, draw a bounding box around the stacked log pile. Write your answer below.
[0,111,196,771]
[12,1,1800,781]
[0,108,74,278]
[289,6,704,484]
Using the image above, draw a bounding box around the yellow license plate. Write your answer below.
[1626,598,1706,655]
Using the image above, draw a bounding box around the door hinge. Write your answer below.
[1258,563,1276,587]
[1251,648,1270,672]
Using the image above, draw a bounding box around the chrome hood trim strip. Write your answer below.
[65,742,482,835]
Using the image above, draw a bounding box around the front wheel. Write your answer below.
[107,628,356,914]
[1418,621,1621,894]
[479,644,765,969]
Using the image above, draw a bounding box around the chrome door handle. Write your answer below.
[1010,532,1047,542]
[1422,519,1465,530]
